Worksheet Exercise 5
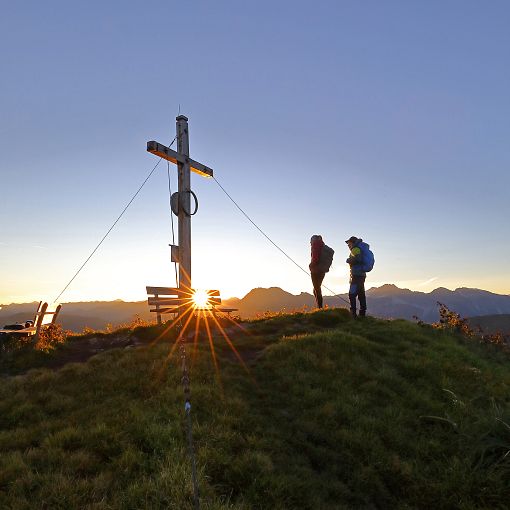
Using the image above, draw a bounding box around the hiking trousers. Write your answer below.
[349,274,367,316]
[311,271,325,308]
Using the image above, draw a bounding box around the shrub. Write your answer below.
[35,324,67,351]
[434,302,473,336]
[434,302,508,349]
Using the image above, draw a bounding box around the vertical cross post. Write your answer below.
[176,115,192,292]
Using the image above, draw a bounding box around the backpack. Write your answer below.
[319,245,335,273]
[359,242,375,272]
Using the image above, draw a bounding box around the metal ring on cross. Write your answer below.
[170,191,199,216]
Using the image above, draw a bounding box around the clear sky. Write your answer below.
[1,0,509,304]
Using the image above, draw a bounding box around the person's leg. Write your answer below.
[316,272,325,308]
[358,276,367,317]
[311,272,324,308]
[313,271,325,308]
[349,277,358,317]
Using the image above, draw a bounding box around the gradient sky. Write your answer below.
[1,0,509,304]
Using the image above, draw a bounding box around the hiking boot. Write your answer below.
[359,309,366,318]
[350,309,357,319]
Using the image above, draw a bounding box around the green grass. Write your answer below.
[0,309,509,509]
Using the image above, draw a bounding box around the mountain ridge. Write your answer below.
[2,285,510,332]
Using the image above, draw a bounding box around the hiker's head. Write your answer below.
[310,235,323,244]
[345,236,358,249]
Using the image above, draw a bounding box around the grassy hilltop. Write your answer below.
[0,310,509,509]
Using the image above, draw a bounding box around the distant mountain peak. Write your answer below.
[368,284,408,296]
[455,287,495,296]
[431,287,454,295]
[243,287,294,299]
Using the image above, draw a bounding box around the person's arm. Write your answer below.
[346,247,362,265]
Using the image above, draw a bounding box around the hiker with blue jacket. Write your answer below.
[346,236,374,318]
[309,235,334,308]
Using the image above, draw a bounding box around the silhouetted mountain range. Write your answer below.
[223,285,510,324]
[1,285,510,332]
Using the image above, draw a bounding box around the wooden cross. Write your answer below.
[147,115,213,296]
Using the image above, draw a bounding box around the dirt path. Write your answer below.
[2,321,269,376]
[42,334,147,370]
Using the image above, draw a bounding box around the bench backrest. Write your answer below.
[146,286,222,322]
[146,287,221,305]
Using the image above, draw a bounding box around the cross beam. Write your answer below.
[147,141,213,178]
[147,115,213,298]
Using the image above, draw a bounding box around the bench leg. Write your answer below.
[155,296,162,325]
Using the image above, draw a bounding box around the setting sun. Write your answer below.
[192,289,211,309]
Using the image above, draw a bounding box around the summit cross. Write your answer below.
[147,115,213,294]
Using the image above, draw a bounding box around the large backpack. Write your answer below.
[359,242,375,272]
[318,245,335,273]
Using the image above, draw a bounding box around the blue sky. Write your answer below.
[1,0,509,303]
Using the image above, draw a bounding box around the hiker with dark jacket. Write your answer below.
[309,235,334,308]
[346,236,368,318]
[310,235,325,308]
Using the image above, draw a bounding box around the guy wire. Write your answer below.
[212,175,351,307]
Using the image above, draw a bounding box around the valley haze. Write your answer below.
[1,285,510,333]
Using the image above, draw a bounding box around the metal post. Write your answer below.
[176,115,192,295]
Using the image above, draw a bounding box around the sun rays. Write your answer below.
[150,288,252,389]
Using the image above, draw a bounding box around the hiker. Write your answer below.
[345,236,374,318]
[309,235,334,308]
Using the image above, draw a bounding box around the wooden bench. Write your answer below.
[0,301,62,341]
[146,286,238,324]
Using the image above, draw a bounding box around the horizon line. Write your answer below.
[1,283,509,307]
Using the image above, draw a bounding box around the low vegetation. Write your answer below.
[0,308,509,508]
[434,302,508,347]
